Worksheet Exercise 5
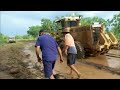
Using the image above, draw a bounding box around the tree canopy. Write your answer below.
[109,13,120,39]
[26,12,120,40]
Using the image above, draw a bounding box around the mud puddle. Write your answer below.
[22,42,44,79]
[83,50,120,69]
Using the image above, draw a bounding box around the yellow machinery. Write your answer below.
[107,32,118,45]
[56,15,118,58]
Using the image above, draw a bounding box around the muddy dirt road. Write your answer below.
[0,41,44,79]
[0,41,120,79]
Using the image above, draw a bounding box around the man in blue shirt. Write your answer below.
[35,29,63,79]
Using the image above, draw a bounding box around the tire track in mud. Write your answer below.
[79,60,120,75]
[106,53,120,58]
[22,42,44,79]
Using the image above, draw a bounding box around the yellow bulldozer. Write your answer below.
[55,15,118,59]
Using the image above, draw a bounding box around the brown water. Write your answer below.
[55,56,120,79]
[106,50,120,69]
[108,49,120,55]
[22,42,120,79]
[54,49,120,79]
[84,50,120,69]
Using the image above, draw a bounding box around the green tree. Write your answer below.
[15,35,23,39]
[27,25,41,38]
[0,33,8,43]
[81,16,107,26]
[109,13,120,39]
[41,18,53,32]
[92,16,107,26]
[22,35,33,39]
[81,17,92,25]
[53,17,62,31]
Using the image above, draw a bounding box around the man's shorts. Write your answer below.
[43,60,56,78]
[67,53,76,65]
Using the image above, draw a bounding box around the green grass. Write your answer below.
[0,39,8,45]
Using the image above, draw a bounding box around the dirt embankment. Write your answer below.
[0,42,43,79]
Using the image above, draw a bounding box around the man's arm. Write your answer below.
[62,45,69,56]
[57,47,63,63]
[35,46,42,63]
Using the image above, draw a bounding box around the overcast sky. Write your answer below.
[0,11,120,36]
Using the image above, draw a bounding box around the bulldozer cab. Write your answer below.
[56,16,81,29]
[92,22,103,32]
[92,22,103,44]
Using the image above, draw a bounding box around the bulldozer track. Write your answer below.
[79,61,120,75]
[106,53,120,58]
[107,53,120,56]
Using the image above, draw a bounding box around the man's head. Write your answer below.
[39,29,46,36]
